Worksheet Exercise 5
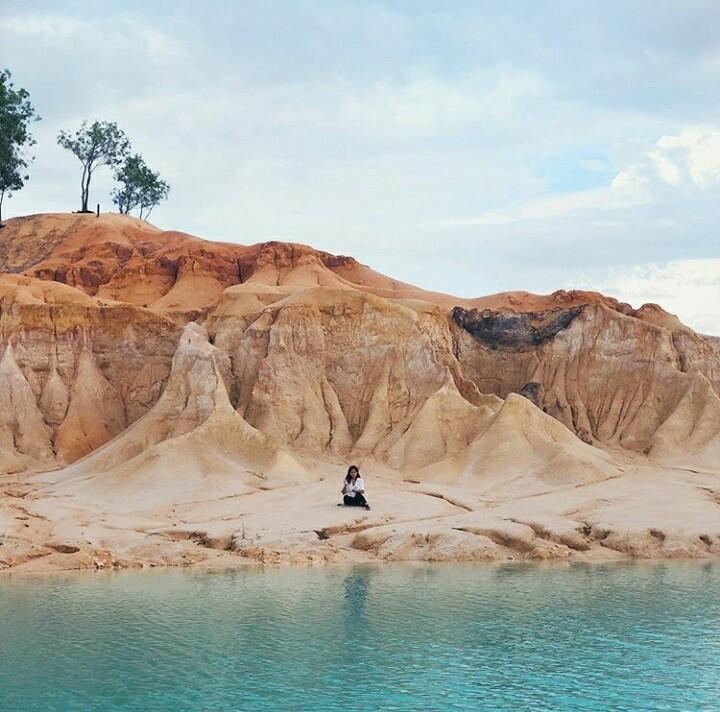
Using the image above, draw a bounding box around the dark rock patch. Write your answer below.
[518,381,542,404]
[47,543,81,554]
[452,306,584,350]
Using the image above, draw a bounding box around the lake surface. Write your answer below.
[1,562,720,711]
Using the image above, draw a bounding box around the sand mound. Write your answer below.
[54,347,127,462]
[384,377,500,471]
[8,214,652,316]
[0,273,98,306]
[418,394,620,494]
[50,399,306,512]
[0,345,53,472]
[0,271,181,469]
[1,213,468,315]
[648,373,720,470]
[42,323,308,510]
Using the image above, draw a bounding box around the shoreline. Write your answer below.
[2,553,718,582]
[3,460,720,577]
[3,535,720,579]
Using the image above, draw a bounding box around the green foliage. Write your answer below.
[0,68,40,225]
[57,120,130,211]
[112,153,169,220]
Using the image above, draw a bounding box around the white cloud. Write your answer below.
[656,126,720,187]
[2,12,182,67]
[431,125,720,227]
[135,28,182,59]
[430,163,651,227]
[647,150,681,184]
[331,69,547,137]
[3,14,85,37]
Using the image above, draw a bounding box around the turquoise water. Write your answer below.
[1,563,720,711]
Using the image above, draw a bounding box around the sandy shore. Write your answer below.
[3,450,719,575]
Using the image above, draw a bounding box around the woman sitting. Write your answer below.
[341,465,370,510]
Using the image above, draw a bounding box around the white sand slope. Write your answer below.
[418,394,621,495]
[39,323,310,511]
[384,377,500,471]
[0,345,53,472]
[648,372,720,471]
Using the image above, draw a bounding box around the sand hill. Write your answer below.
[0,213,718,572]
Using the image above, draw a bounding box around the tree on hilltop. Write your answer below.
[112,153,169,221]
[0,69,40,227]
[57,120,130,213]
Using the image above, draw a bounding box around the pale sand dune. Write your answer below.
[648,373,720,471]
[0,213,719,573]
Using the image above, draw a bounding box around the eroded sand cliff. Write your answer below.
[0,213,718,572]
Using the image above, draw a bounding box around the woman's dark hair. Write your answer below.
[346,465,359,481]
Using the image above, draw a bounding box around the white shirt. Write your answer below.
[345,476,365,496]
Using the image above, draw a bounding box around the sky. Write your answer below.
[2,0,719,334]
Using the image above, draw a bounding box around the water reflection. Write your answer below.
[343,567,372,622]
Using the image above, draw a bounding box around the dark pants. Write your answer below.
[343,493,368,507]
